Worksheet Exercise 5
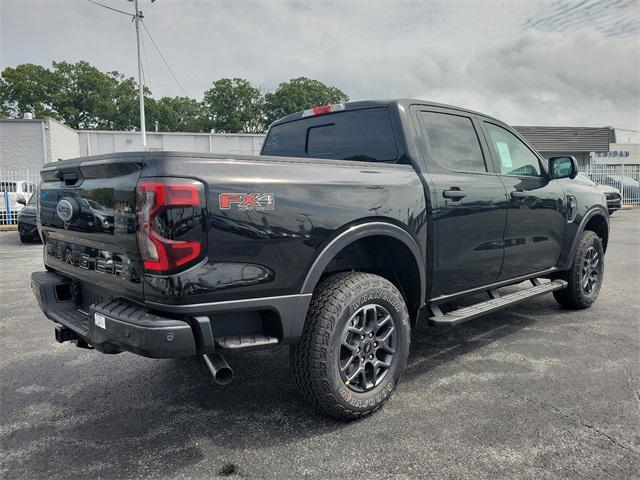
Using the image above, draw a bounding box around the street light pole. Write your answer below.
[133,0,147,149]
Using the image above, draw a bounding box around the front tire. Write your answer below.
[290,272,410,420]
[553,230,604,309]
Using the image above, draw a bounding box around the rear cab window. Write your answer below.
[262,108,398,163]
[418,111,487,173]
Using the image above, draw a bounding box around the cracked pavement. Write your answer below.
[1,209,639,479]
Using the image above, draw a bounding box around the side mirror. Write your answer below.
[548,156,578,179]
[16,197,26,206]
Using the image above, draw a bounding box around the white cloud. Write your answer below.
[1,0,638,129]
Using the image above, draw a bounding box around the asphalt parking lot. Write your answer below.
[1,209,639,480]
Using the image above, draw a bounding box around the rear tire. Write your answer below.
[290,272,410,420]
[19,234,30,243]
[553,230,604,309]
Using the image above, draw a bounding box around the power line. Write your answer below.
[87,0,133,17]
[139,24,150,89]
[141,20,189,97]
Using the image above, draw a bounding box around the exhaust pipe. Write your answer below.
[202,353,233,385]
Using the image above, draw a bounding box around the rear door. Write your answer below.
[481,121,566,279]
[39,158,144,306]
[413,108,507,296]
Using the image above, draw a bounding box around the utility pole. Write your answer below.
[133,0,147,149]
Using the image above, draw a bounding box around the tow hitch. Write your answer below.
[54,325,93,349]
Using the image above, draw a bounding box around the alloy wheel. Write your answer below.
[581,246,601,294]
[339,304,396,393]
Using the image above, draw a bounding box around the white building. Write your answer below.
[0,116,265,171]
[591,143,640,166]
[0,117,80,170]
[78,130,264,157]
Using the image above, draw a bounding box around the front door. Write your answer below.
[415,109,507,296]
[482,121,566,280]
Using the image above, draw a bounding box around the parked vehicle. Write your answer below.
[31,100,609,419]
[606,175,640,206]
[577,173,621,214]
[1,180,37,224]
[16,192,40,243]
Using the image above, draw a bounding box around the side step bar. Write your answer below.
[214,334,278,350]
[428,279,567,327]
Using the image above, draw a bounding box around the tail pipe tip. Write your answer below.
[202,353,233,385]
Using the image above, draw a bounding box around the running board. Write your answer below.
[428,279,567,327]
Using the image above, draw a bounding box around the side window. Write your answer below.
[419,111,487,173]
[485,123,541,176]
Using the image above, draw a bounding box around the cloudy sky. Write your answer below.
[1,0,639,129]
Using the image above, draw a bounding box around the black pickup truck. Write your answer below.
[31,99,609,419]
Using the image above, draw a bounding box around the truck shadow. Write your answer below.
[4,307,540,479]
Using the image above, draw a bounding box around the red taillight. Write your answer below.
[301,103,346,117]
[136,178,205,273]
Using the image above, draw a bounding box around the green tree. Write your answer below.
[203,78,264,133]
[147,96,211,132]
[50,61,144,129]
[264,77,348,125]
[0,61,146,130]
[0,63,60,119]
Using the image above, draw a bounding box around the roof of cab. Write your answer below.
[269,99,505,127]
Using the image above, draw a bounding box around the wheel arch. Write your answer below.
[300,221,426,322]
[568,207,609,265]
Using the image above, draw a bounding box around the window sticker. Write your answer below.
[496,141,512,169]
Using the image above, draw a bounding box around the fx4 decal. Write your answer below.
[219,193,275,211]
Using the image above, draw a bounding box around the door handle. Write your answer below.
[510,190,527,200]
[443,188,466,200]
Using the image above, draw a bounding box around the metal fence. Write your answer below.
[579,164,640,206]
[1,169,40,225]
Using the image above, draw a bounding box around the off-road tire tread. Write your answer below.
[290,272,408,420]
[553,230,603,309]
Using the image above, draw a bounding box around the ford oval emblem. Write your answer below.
[56,199,74,222]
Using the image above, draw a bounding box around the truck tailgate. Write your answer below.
[39,157,145,306]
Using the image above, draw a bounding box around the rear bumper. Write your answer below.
[31,270,311,358]
[31,271,196,357]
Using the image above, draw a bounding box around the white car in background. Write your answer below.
[577,173,621,214]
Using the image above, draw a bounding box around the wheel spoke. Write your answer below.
[346,364,363,384]
[376,313,391,328]
[358,367,368,388]
[376,327,395,353]
[341,354,357,373]
[341,340,358,353]
[347,325,363,335]
[375,358,391,370]
[339,302,397,393]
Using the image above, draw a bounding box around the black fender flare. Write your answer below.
[565,206,609,267]
[300,221,426,306]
